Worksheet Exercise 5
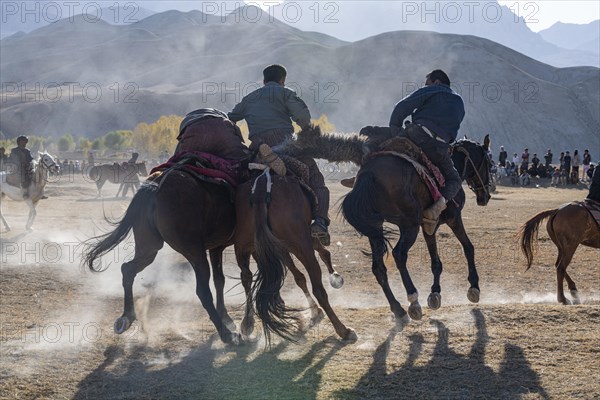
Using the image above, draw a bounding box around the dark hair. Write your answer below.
[427,69,450,85]
[17,135,28,143]
[263,64,287,83]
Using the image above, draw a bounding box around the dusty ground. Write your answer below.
[1,172,599,399]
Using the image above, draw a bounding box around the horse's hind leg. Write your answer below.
[293,241,357,342]
[189,251,241,345]
[314,241,344,289]
[446,217,480,303]
[235,249,255,337]
[423,232,443,310]
[564,272,580,304]
[392,224,421,320]
[117,237,163,334]
[283,252,324,327]
[368,236,408,325]
[209,247,235,330]
[554,248,578,305]
[25,199,37,231]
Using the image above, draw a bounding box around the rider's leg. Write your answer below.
[301,157,331,246]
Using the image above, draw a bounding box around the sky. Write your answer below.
[139,0,600,32]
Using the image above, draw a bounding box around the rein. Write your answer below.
[455,146,490,199]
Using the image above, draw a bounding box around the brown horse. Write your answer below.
[519,203,600,304]
[341,137,491,324]
[234,169,356,344]
[83,169,242,344]
[88,162,147,197]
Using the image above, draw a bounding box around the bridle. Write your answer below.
[454,145,491,199]
[39,154,59,172]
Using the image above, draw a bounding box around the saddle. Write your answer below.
[249,154,318,216]
[367,136,445,202]
[579,199,600,229]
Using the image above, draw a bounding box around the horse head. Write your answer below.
[137,162,148,177]
[38,152,60,175]
[452,134,492,206]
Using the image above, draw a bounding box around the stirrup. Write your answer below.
[311,222,330,246]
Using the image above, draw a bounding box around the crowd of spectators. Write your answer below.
[494,146,594,187]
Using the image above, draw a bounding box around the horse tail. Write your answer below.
[83,181,158,272]
[342,170,388,253]
[519,209,558,270]
[250,174,298,345]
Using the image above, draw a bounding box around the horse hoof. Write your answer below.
[224,332,243,346]
[342,328,358,343]
[394,313,410,330]
[428,292,442,310]
[329,272,344,289]
[241,318,255,337]
[570,290,581,305]
[114,317,131,334]
[408,302,423,320]
[467,288,480,303]
[561,298,572,305]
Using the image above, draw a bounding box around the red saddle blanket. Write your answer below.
[150,151,242,187]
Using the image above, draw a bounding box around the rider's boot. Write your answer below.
[258,144,287,176]
[422,197,447,235]
[310,187,331,246]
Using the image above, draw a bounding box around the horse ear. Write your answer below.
[484,134,490,150]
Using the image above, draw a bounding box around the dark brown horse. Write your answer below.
[234,169,356,344]
[88,162,147,197]
[519,202,600,304]
[342,136,491,324]
[83,169,242,344]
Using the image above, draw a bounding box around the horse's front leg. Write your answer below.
[446,216,480,303]
[423,231,443,310]
[392,223,421,320]
[25,199,37,231]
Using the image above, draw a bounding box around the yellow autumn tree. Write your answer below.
[132,115,183,155]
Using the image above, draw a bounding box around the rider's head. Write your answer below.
[16,135,29,147]
[425,69,450,86]
[263,64,287,85]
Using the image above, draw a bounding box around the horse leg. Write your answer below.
[209,246,235,330]
[368,236,409,325]
[282,252,325,327]
[25,199,36,231]
[189,252,241,345]
[392,224,422,320]
[293,240,356,342]
[423,232,443,310]
[314,241,344,289]
[554,248,578,305]
[235,249,255,337]
[117,243,161,334]
[446,217,480,303]
[0,197,10,231]
[563,271,581,304]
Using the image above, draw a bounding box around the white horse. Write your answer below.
[0,152,59,231]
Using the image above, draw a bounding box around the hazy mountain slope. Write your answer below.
[1,8,598,154]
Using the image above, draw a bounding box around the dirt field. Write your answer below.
[1,173,599,399]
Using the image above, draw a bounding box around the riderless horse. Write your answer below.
[0,152,60,231]
[87,162,148,197]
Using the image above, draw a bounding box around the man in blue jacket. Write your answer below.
[390,69,465,235]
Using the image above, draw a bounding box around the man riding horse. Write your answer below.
[228,64,332,246]
[9,135,34,199]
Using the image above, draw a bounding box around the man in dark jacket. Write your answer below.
[9,135,34,198]
[587,164,600,202]
[389,69,465,235]
[498,146,508,167]
[229,64,331,246]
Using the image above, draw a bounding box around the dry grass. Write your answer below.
[1,175,598,399]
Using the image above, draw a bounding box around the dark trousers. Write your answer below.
[587,167,600,201]
[400,124,462,202]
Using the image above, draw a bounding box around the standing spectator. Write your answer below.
[544,149,553,169]
[521,148,530,172]
[559,152,565,170]
[512,153,520,172]
[563,151,572,179]
[0,147,7,171]
[572,150,581,183]
[88,151,95,167]
[582,149,592,181]
[587,163,600,202]
[498,146,508,167]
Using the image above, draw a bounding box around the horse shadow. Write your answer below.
[74,333,344,399]
[335,309,549,399]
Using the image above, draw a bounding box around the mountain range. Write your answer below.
[0,6,599,155]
